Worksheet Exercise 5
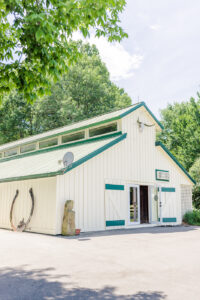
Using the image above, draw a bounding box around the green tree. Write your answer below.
[189,158,200,209]
[158,95,200,171]
[33,42,131,133]
[0,0,127,101]
[190,157,200,183]
[0,42,131,143]
[0,92,34,144]
[192,185,200,210]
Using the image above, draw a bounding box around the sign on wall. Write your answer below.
[155,169,169,182]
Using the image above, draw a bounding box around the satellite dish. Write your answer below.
[63,152,74,168]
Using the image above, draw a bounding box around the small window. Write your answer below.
[4,148,18,157]
[39,138,58,149]
[62,131,85,144]
[20,143,36,154]
[89,123,117,137]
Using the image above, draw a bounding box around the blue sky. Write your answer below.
[78,0,200,117]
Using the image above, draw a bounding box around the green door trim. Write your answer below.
[161,187,176,192]
[105,184,125,190]
[106,220,125,226]
[158,217,177,222]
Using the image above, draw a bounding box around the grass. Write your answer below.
[183,209,200,226]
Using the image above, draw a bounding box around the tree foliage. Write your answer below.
[0,0,127,101]
[0,92,33,144]
[0,42,131,144]
[189,157,200,183]
[189,158,200,209]
[158,95,200,171]
[192,185,200,210]
[158,95,200,207]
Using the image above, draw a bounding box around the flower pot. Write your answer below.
[75,229,81,235]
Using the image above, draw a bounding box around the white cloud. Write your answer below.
[149,24,161,31]
[90,37,143,81]
[72,32,143,81]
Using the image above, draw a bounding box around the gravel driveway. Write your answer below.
[0,226,199,300]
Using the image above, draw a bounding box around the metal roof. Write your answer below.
[0,134,127,183]
[0,104,136,151]
[0,101,163,152]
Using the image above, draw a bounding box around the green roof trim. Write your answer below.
[64,133,127,174]
[120,102,164,130]
[142,102,164,130]
[0,133,127,183]
[0,131,122,163]
[156,141,196,184]
[0,170,60,183]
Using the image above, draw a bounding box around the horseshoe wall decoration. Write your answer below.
[10,188,35,232]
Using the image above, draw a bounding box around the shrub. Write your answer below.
[183,210,200,226]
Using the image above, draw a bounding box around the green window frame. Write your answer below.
[39,138,58,149]
[62,131,85,144]
[4,148,18,157]
[20,143,37,154]
[89,122,118,138]
[155,169,169,182]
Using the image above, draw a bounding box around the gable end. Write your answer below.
[156,141,196,185]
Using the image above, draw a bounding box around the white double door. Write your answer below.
[128,184,162,225]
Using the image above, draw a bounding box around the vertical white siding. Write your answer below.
[105,180,127,230]
[161,190,178,223]
[155,147,191,224]
[0,177,57,234]
[56,155,106,233]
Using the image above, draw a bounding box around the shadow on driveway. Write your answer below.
[61,225,198,240]
[0,266,166,300]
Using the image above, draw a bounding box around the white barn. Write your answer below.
[0,102,195,234]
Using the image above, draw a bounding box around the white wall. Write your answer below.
[0,177,57,234]
[181,185,193,218]
[56,107,193,233]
